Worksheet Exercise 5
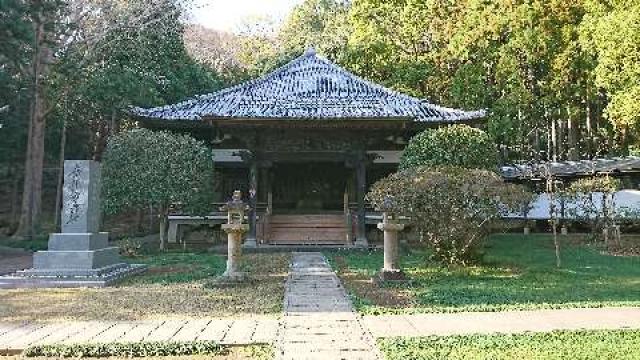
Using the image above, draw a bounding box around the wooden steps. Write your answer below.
[266,214,348,245]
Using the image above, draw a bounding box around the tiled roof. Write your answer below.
[131,48,486,122]
[501,156,640,179]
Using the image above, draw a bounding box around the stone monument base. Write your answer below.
[0,263,147,289]
[207,272,250,288]
[372,269,408,285]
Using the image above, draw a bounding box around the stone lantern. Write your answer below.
[219,190,250,281]
[376,199,406,282]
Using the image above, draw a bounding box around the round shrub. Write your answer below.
[400,124,497,170]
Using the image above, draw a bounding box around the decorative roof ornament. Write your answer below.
[131,50,486,123]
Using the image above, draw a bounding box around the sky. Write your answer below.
[188,0,303,33]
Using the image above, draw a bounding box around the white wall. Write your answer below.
[506,190,640,220]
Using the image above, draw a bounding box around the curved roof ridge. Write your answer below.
[200,51,314,100]
[131,49,487,122]
[310,53,419,102]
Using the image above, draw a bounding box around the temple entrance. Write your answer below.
[271,162,348,213]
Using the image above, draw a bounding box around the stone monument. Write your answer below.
[0,160,146,288]
[375,212,407,282]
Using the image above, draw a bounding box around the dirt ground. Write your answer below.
[0,250,32,275]
[0,253,290,322]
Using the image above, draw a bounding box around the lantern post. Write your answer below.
[219,190,250,281]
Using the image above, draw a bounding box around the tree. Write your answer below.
[400,124,497,170]
[102,129,215,250]
[347,0,616,162]
[542,165,563,268]
[566,175,622,248]
[13,0,65,238]
[580,0,640,143]
[278,0,352,61]
[0,0,33,230]
[12,0,217,238]
[51,0,223,160]
[368,166,531,265]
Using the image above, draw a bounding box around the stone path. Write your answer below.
[277,252,380,360]
[364,307,640,337]
[0,317,278,354]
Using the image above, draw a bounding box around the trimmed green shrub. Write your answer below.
[102,129,215,249]
[367,166,532,265]
[24,341,227,358]
[400,124,497,170]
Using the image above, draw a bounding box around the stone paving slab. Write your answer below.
[197,319,234,342]
[277,252,380,360]
[89,322,138,343]
[144,320,187,342]
[171,319,211,342]
[0,318,278,352]
[364,307,640,338]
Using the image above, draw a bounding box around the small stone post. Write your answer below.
[220,190,250,281]
[376,212,406,282]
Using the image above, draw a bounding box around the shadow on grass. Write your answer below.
[121,251,227,285]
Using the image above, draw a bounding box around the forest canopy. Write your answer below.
[1,0,639,236]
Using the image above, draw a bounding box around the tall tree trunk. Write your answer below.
[586,101,593,158]
[54,120,67,231]
[14,17,49,239]
[92,119,109,161]
[135,208,144,235]
[567,107,577,160]
[534,127,541,161]
[9,164,20,230]
[546,174,561,268]
[550,121,557,162]
[557,117,565,161]
[159,203,168,251]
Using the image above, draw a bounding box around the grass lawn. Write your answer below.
[1,344,273,360]
[0,251,290,321]
[327,234,640,314]
[378,330,640,360]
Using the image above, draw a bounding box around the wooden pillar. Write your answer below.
[245,160,258,247]
[265,167,273,214]
[355,154,368,247]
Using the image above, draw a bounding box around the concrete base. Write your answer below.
[373,269,408,284]
[17,262,127,277]
[48,232,109,251]
[32,247,120,270]
[354,236,368,248]
[0,263,147,289]
[243,237,257,248]
[209,272,249,287]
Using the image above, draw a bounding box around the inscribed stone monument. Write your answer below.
[0,160,145,288]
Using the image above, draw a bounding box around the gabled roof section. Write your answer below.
[131,48,486,122]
